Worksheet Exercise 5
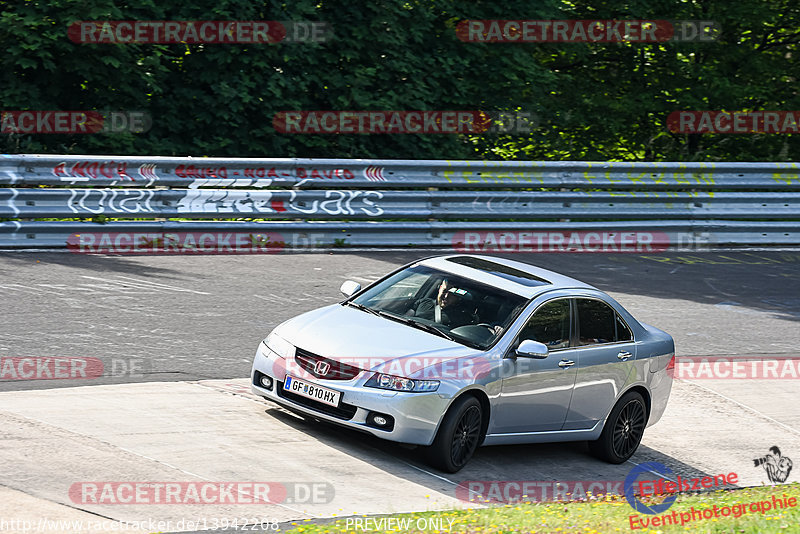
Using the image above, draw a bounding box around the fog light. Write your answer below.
[366,411,394,431]
[373,415,388,426]
[260,375,273,389]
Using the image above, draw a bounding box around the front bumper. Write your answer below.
[250,342,449,446]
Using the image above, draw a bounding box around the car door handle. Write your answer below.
[558,359,575,368]
[618,351,632,361]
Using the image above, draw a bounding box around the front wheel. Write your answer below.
[425,395,482,473]
[588,391,647,464]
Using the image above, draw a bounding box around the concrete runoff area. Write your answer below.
[0,378,798,533]
[0,250,798,532]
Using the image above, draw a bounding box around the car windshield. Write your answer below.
[349,265,527,349]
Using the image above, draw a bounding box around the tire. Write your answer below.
[425,395,483,473]
[588,391,647,464]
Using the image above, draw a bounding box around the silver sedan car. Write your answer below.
[251,255,674,472]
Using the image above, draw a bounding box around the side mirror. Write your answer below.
[340,280,361,298]
[516,339,549,359]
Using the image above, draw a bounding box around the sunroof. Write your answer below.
[445,256,551,287]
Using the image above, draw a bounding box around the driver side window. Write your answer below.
[518,299,571,350]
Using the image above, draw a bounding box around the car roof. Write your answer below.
[416,254,597,299]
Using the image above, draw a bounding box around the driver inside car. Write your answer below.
[407,279,477,328]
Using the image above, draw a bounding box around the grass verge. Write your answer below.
[283,483,800,533]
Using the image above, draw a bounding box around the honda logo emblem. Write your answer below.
[314,361,331,376]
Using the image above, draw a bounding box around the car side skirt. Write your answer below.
[482,423,603,445]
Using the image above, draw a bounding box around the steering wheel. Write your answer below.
[476,323,498,334]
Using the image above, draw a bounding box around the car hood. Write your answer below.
[274,304,480,373]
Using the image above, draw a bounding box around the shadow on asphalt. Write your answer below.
[345,250,800,321]
[260,403,727,505]
[0,250,183,278]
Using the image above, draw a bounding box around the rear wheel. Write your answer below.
[588,391,647,463]
[425,396,482,473]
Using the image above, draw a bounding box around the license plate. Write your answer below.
[283,376,341,407]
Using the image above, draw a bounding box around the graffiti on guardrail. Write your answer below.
[53,160,157,183]
[284,190,383,216]
[1,157,799,249]
[442,168,719,186]
[48,161,361,186]
[175,190,280,214]
[0,157,792,189]
[67,189,157,214]
[173,190,384,216]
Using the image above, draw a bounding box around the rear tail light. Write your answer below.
[666,354,676,378]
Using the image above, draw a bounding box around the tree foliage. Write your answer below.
[1,0,798,160]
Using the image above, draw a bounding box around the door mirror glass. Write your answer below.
[516,339,549,359]
[340,280,361,297]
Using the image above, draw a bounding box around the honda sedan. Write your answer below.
[251,255,674,472]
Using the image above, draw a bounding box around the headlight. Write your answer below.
[364,372,440,393]
[262,332,294,359]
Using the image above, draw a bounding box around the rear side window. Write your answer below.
[576,299,633,345]
[616,314,633,342]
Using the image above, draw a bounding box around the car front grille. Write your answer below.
[276,381,358,420]
[294,348,363,380]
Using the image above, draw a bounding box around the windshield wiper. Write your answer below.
[351,305,480,347]
[408,321,457,342]
[346,302,380,316]
[375,310,457,342]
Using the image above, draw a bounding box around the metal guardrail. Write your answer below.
[1,155,798,251]
[1,188,797,219]
[2,154,800,189]
[2,220,798,251]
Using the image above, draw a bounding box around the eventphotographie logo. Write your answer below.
[753,446,793,483]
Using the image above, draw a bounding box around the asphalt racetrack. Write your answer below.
[0,250,798,532]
